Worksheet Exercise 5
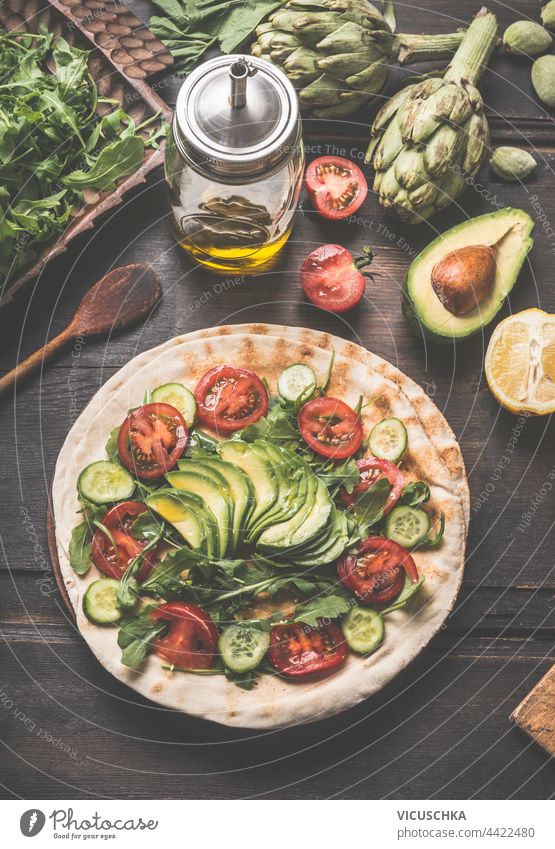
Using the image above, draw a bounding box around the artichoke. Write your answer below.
[251,0,465,119]
[365,7,498,224]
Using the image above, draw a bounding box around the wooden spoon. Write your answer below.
[0,264,161,397]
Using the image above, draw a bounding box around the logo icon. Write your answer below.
[20,810,46,837]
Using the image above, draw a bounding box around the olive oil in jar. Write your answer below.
[165,56,304,272]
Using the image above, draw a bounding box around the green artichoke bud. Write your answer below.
[541,1,555,31]
[490,147,537,181]
[251,0,465,119]
[503,20,552,56]
[532,54,555,107]
[366,7,498,224]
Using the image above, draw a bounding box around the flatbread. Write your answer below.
[52,325,468,728]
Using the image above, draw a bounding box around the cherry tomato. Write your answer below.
[298,396,363,459]
[268,621,348,677]
[150,602,218,669]
[117,402,188,480]
[305,155,368,220]
[338,537,419,606]
[91,501,155,582]
[340,458,404,515]
[301,244,374,313]
[194,365,269,433]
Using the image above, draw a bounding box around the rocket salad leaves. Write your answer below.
[0,27,165,292]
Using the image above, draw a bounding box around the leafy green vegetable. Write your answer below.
[0,27,165,292]
[63,136,144,191]
[294,594,352,629]
[421,513,445,547]
[68,520,93,575]
[130,511,166,541]
[401,481,431,507]
[239,403,299,445]
[224,668,259,690]
[381,576,425,615]
[118,607,166,668]
[150,0,283,73]
[350,478,391,536]
[104,427,121,464]
[117,524,165,610]
[185,429,219,456]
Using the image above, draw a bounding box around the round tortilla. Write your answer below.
[52,324,468,728]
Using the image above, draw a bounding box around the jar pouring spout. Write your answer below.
[229,58,257,109]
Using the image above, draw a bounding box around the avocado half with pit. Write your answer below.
[403,208,534,343]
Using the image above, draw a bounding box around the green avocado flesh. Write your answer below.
[147,440,338,567]
[403,208,534,343]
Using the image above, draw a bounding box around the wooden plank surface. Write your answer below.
[1,0,554,799]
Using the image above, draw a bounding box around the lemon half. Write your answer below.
[485,308,555,415]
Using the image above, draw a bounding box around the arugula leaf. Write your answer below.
[240,404,299,445]
[309,454,360,492]
[118,607,166,668]
[63,135,144,191]
[422,513,445,547]
[351,478,391,535]
[382,576,425,614]
[104,426,121,464]
[68,520,93,575]
[185,429,219,456]
[117,524,165,610]
[401,481,431,507]
[225,668,259,690]
[130,511,165,541]
[293,594,351,629]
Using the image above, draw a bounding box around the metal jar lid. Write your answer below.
[173,54,301,179]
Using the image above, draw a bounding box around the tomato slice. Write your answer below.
[301,244,373,313]
[150,602,218,669]
[91,501,156,581]
[117,402,188,480]
[340,458,404,515]
[268,621,348,677]
[194,365,269,433]
[305,155,368,220]
[338,537,419,606]
[298,396,363,459]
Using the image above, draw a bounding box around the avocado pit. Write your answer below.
[431,244,497,316]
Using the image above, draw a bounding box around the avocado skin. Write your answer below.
[402,208,534,344]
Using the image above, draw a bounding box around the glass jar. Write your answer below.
[165,55,304,272]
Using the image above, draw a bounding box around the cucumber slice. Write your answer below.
[369,418,408,463]
[78,460,134,505]
[342,606,384,655]
[83,578,123,625]
[218,623,270,673]
[277,363,316,402]
[152,382,196,426]
[385,505,430,548]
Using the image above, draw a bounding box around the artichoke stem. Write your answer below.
[445,6,498,86]
[397,32,465,66]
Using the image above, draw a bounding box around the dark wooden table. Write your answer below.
[1,0,554,800]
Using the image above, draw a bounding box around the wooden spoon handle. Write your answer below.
[0,327,74,397]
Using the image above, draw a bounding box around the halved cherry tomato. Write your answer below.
[301,244,373,313]
[91,501,156,581]
[117,402,188,480]
[338,537,419,606]
[305,155,368,220]
[298,396,363,459]
[150,602,218,669]
[268,621,348,677]
[340,458,404,515]
[194,365,269,433]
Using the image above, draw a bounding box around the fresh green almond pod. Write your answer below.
[532,54,555,106]
[541,1,555,32]
[503,21,552,56]
[490,147,537,181]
